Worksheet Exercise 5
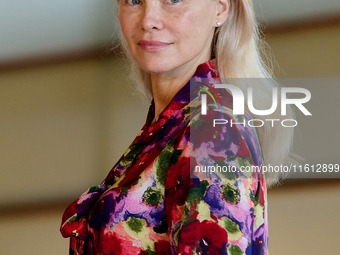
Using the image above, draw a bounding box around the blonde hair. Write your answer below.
[117,0,294,186]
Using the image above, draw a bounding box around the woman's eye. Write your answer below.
[126,0,141,5]
[165,0,182,3]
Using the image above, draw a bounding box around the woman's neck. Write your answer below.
[150,57,210,120]
[151,74,187,119]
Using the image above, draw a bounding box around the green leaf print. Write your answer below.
[143,188,162,206]
[222,183,240,204]
[126,217,146,233]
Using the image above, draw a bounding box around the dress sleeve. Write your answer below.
[164,109,269,255]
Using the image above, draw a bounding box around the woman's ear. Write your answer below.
[216,0,230,26]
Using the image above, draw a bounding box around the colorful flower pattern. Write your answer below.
[60,60,268,254]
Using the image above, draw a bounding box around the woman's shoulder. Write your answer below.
[188,90,263,168]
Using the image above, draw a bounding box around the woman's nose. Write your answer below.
[141,3,164,32]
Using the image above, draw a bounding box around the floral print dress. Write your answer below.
[60,60,268,255]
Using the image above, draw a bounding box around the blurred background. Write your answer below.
[0,0,339,254]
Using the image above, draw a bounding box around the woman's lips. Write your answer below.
[138,40,172,52]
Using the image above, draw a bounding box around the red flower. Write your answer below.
[237,137,251,159]
[165,157,191,205]
[195,59,217,75]
[178,220,228,254]
[61,200,78,226]
[96,229,122,255]
[60,215,87,239]
[155,240,171,254]
[164,156,192,225]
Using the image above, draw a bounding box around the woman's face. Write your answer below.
[118,0,224,75]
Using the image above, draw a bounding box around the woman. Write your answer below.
[61,0,294,254]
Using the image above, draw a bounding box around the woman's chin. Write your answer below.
[138,61,173,75]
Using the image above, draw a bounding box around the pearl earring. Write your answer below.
[216,21,221,26]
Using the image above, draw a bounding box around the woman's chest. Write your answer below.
[89,165,167,230]
[86,144,184,254]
